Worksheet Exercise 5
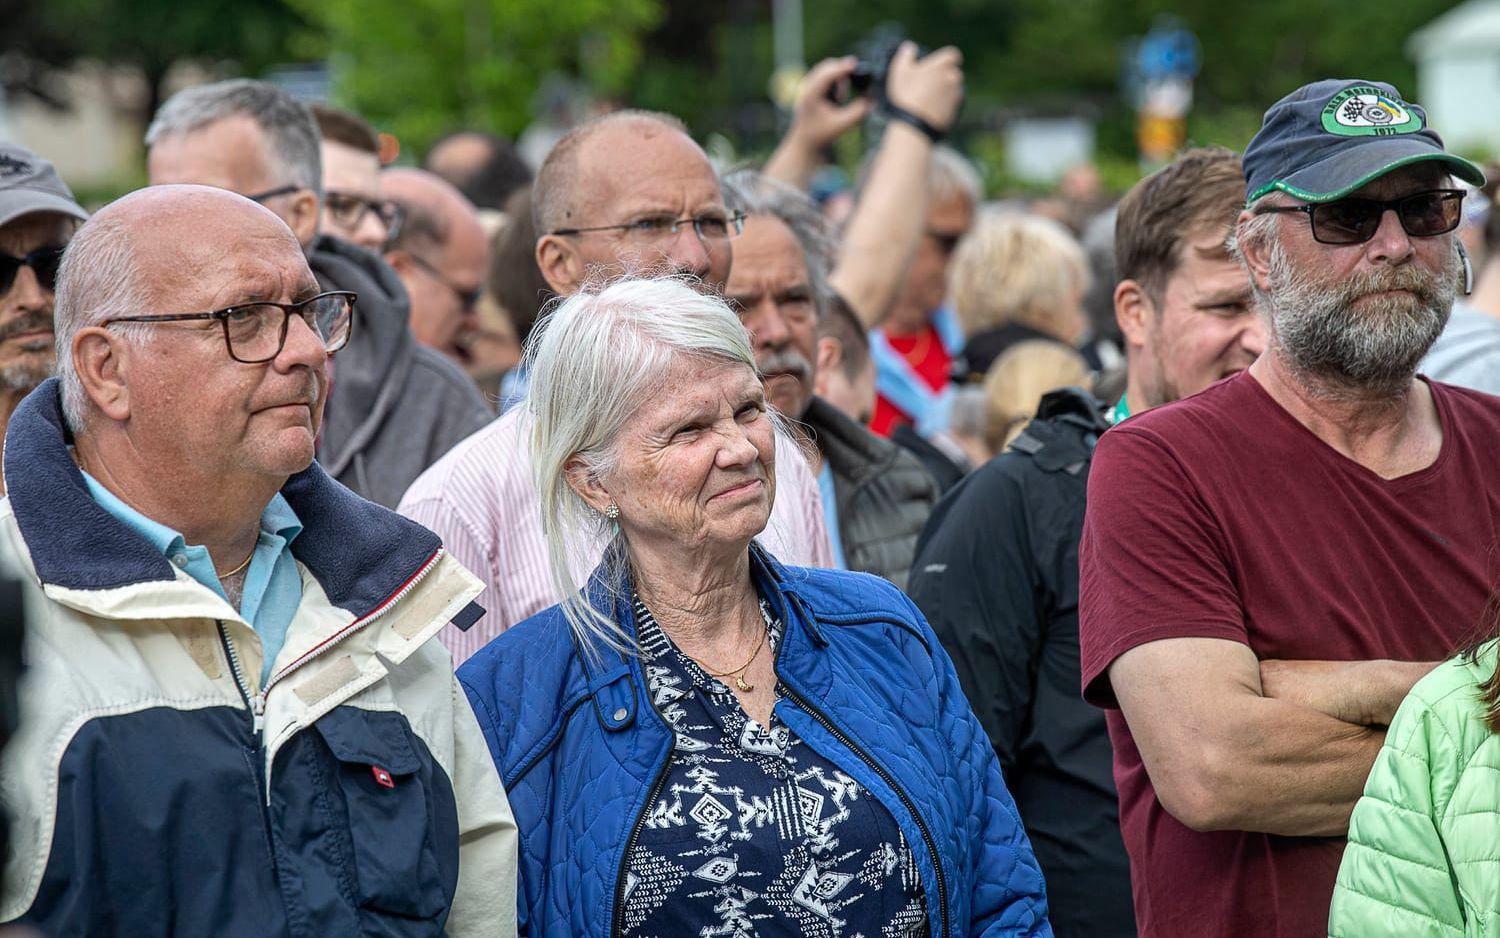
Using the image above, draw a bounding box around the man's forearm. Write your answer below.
[1145,694,1385,837]
[828,121,932,327]
[763,133,822,191]
[1260,658,1440,726]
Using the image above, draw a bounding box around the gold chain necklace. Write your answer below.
[702,629,767,692]
[215,546,256,580]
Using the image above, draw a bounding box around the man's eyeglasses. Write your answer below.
[0,246,65,295]
[325,191,404,241]
[1257,189,1466,245]
[551,211,747,245]
[104,291,355,364]
[244,185,301,205]
[408,253,481,310]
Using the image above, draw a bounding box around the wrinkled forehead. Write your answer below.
[137,209,314,307]
[577,126,722,212]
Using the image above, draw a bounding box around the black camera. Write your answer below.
[825,26,918,106]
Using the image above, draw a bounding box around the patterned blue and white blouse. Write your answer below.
[622,595,928,937]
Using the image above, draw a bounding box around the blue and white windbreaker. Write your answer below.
[0,379,518,936]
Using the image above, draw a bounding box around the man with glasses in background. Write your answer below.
[146,80,492,508]
[1078,79,1500,937]
[312,103,403,253]
[0,145,87,478]
[382,168,488,368]
[0,184,516,934]
[400,109,838,664]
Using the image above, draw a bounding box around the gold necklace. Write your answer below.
[703,629,767,692]
[215,546,256,580]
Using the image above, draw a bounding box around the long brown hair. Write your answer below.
[1461,589,1500,732]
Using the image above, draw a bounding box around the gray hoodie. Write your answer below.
[309,236,493,508]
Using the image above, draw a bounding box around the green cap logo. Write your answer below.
[1321,86,1422,137]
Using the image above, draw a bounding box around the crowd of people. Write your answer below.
[1,40,1499,938]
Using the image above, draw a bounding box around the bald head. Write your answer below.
[56,185,316,428]
[531,110,732,297]
[382,168,488,363]
[425,131,531,211]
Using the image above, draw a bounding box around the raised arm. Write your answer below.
[762,57,873,191]
[1110,636,1384,837]
[829,43,964,327]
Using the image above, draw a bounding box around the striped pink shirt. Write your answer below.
[398,407,835,665]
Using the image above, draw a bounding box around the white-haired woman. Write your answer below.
[459,277,1051,937]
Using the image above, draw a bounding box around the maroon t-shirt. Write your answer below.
[1079,372,1500,938]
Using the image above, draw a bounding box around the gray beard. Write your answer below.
[1259,239,1456,398]
[0,354,52,394]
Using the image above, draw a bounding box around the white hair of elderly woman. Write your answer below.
[527,274,787,654]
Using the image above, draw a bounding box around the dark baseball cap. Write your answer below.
[0,143,88,228]
[1243,79,1484,205]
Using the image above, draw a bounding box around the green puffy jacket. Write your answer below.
[1328,640,1500,937]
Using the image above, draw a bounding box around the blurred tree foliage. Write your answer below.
[0,0,313,132]
[293,0,662,154]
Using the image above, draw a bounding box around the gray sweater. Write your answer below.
[1423,302,1500,396]
[309,236,493,508]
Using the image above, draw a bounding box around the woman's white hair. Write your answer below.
[53,213,152,431]
[527,275,766,655]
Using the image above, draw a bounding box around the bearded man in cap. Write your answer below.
[1078,79,1500,937]
[0,145,87,464]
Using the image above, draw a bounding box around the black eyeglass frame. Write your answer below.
[1256,188,1467,245]
[551,210,748,242]
[102,290,356,364]
[406,252,481,311]
[324,190,405,243]
[244,185,302,205]
[0,245,66,295]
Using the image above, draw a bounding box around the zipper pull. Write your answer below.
[251,693,265,736]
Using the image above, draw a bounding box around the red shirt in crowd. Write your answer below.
[870,323,952,437]
[1079,371,1500,938]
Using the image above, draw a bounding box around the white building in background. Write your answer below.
[1409,0,1500,155]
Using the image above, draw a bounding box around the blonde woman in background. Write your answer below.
[949,211,1092,380]
[983,340,1093,452]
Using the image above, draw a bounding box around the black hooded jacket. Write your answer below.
[907,388,1135,937]
[309,236,493,508]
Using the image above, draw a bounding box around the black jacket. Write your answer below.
[907,387,1134,938]
[801,396,939,590]
[309,237,493,508]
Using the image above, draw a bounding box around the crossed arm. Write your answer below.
[1109,637,1437,837]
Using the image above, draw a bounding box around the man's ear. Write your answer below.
[536,235,584,296]
[1113,278,1155,352]
[563,455,611,513]
[72,327,132,422]
[384,248,415,277]
[1235,210,1273,292]
[286,190,322,248]
[814,336,842,396]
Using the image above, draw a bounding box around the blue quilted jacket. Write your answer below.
[458,543,1052,937]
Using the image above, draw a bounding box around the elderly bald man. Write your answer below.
[0,185,517,936]
[382,168,487,366]
[399,109,836,665]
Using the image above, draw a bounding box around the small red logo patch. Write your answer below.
[372,766,395,789]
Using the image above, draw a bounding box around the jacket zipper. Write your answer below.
[772,597,951,938]
[610,684,673,937]
[216,618,264,741]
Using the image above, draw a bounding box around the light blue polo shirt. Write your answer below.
[817,463,847,570]
[82,472,304,686]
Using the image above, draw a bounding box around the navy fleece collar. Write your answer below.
[4,379,442,618]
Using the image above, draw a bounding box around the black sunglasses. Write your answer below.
[1258,188,1466,245]
[0,246,65,295]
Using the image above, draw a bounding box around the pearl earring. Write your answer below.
[604,503,620,520]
